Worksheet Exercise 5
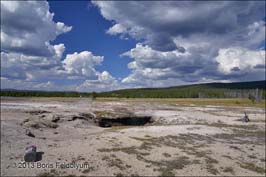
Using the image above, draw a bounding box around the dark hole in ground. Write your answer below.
[98,116,152,127]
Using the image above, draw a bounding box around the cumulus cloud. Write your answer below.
[216,47,265,75]
[1,48,118,91]
[121,43,218,85]
[106,24,127,35]
[1,1,118,92]
[62,51,104,79]
[1,45,63,81]
[77,71,118,92]
[1,1,265,91]
[94,1,265,86]
[1,1,72,57]
[93,1,265,51]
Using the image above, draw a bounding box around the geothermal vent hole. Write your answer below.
[98,116,152,128]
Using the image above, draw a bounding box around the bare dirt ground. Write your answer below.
[1,97,265,176]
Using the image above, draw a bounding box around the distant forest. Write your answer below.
[98,80,266,99]
[1,80,265,99]
[0,90,91,97]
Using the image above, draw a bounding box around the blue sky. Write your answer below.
[49,1,136,79]
[1,1,265,92]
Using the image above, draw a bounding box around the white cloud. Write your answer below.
[106,24,127,35]
[99,71,116,83]
[94,1,265,86]
[33,81,54,89]
[53,44,66,59]
[56,22,72,35]
[122,41,265,86]
[1,1,72,57]
[216,47,265,74]
[1,1,265,92]
[121,43,215,85]
[62,51,104,79]
[245,21,266,49]
[93,1,265,51]
[1,1,118,92]
[1,49,118,91]
[1,50,62,81]
[77,71,118,92]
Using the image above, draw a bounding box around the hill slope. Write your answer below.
[98,80,266,98]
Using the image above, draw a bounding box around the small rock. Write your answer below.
[25,121,42,129]
[51,116,60,123]
[23,118,30,123]
[24,145,37,162]
[41,119,59,128]
[236,112,250,123]
[47,122,59,129]
[242,112,250,122]
[25,129,35,138]
[20,118,30,126]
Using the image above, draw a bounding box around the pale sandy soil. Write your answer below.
[1,97,265,176]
